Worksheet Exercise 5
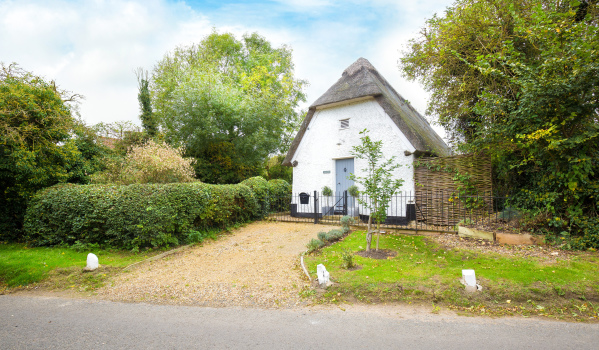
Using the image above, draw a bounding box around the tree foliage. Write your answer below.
[0,63,105,239]
[135,68,158,137]
[262,154,293,183]
[92,121,148,156]
[151,30,306,184]
[401,0,599,248]
[349,129,403,252]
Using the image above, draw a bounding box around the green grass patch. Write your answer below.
[0,243,155,288]
[304,231,599,321]
[0,225,237,292]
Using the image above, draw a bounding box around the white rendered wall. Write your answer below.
[291,98,416,215]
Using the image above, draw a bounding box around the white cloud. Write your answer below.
[0,0,212,125]
[271,0,333,11]
[0,0,453,141]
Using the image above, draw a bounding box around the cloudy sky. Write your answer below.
[1,0,453,134]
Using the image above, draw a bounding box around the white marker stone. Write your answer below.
[85,253,99,271]
[462,269,476,287]
[317,264,330,286]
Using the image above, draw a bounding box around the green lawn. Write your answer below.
[0,243,153,288]
[304,230,599,320]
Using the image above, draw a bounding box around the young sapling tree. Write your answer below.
[349,129,403,251]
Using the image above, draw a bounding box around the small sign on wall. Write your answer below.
[323,170,331,174]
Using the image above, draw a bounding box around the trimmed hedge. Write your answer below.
[23,182,259,249]
[240,177,292,215]
[267,179,292,212]
[241,176,269,217]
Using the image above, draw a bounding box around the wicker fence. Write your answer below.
[414,153,493,226]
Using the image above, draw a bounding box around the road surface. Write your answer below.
[1,295,598,349]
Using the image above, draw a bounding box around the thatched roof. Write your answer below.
[283,58,451,166]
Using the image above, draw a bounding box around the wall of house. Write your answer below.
[290,98,416,216]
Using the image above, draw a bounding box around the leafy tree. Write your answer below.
[349,129,403,252]
[401,0,599,247]
[135,68,158,137]
[67,120,111,184]
[91,140,196,185]
[93,121,147,156]
[401,0,537,144]
[151,30,306,184]
[0,63,104,239]
[262,154,293,183]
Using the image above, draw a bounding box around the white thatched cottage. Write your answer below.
[283,58,450,222]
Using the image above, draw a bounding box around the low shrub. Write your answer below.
[326,229,344,242]
[340,216,355,234]
[306,238,325,253]
[566,217,599,250]
[186,230,204,244]
[310,228,345,253]
[317,231,328,242]
[341,248,355,269]
[24,182,259,250]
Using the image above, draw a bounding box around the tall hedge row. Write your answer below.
[267,179,292,212]
[241,176,269,218]
[23,182,259,249]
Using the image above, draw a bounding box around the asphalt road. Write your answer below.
[1,295,598,349]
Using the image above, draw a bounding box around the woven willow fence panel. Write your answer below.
[414,153,492,226]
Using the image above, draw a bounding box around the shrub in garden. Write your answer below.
[24,182,259,250]
[340,215,355,234]
[317,231,328,242]
[241,176,269,217]
[308,228,345,253]
[341,249,355,269]
[92,140,195,185]
[306,238,325,253]
[325,229,344,242]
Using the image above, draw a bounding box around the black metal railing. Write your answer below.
[265,190,511,232]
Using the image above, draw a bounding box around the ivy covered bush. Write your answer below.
[24,182,259,250]
[401,0,599,249]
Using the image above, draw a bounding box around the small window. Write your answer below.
[340,119,349,129]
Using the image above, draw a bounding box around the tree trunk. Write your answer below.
[366,215,372,252]
[376,221,380,251]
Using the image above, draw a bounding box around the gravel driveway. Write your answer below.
[97,222,335,308]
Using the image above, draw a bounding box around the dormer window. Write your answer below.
[340,118,349,129]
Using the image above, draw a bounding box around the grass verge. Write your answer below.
[0,225,244,293]
[0,244,160,292]
[304,230,599,322]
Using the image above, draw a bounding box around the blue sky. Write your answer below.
[0,0,453,134]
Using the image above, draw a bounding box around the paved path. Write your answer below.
[2,295,598,349]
